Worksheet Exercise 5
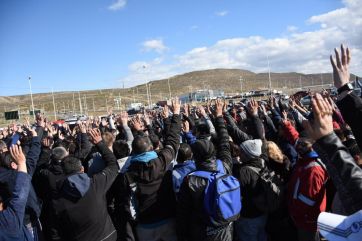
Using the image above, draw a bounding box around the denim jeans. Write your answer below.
[234,215,268,241]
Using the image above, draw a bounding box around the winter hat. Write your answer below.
[191,139,215,161]
[240,139,262,159]
[52,147,69,160]
[318,210,362,241]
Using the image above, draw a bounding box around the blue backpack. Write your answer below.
[191,160,241,226]
[172,161,196,196]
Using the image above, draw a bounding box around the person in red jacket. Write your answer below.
[283,119,329,241]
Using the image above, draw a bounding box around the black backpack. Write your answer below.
[246,165,285,213]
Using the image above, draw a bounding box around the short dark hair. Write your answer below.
[177,143,193,163]
[132,136,153,155]
[62,156,83,174]
[148,134,160,150]
[0,182,11,206]
[113,140,130,159]
[0,152,14,169]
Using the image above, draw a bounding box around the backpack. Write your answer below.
[190,160,241,227]
[172,161,196,196]
[246,165,285,213]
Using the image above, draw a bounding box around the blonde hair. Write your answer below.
[266,141,284,163]
[102,132,115,147]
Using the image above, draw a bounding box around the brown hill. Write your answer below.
[0,68,358,123]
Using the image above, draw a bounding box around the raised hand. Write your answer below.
[88,128,102,144]
[171,97,181,115]
[161,105,169,119]
[302,93,333,140]
[330,44,351,89]
[183,103,189,117]
[215,98,224,117]
[10,145,27,173]
[247,99,259,117]
[198,105,207,117]
[182,120,190,133]
[143,111,151,126]
[131,116,143,131]
[117,111,129,126]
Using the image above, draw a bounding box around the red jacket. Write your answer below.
[287,155,328,231]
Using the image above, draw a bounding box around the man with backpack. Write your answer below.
[232,139,269,241]
[177,99,241,241]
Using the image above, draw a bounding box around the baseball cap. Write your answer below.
[318,210,362,241]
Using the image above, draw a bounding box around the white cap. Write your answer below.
[318,210,362,241]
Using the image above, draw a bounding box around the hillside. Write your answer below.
[0,68,358,122]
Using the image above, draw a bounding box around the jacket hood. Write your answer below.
[130,151,158,163]
[60,173,90,199]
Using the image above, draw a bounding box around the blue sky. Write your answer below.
[1,0,361,96]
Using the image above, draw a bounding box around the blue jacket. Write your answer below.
[0,136,42,225]
[0,172,33,241]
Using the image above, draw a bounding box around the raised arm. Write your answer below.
[303,94,362,215]
[25,129,41,177]
[214,99,233,174]
[89,129,118,192]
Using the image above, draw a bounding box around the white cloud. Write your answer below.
[287,25,298,32]
[108,0,127,11]
[142,39,169,54]
[215,10,229,17]
[120,0,362,87]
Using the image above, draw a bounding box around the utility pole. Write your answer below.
[52,88,57,120]
[167,78,172,99]
[78,91,83,115]
[239,76,243,94]
[267,56,272,95]
[28,76,36,120]
[72,92,76,114]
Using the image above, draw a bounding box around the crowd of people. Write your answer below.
[0,44,361,241]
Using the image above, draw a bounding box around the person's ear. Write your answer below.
[10,162,18,170]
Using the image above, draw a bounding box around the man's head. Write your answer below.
[239,139,263,161]
[0,182,11,211]
[295,137,314,156]
[177,143,193,164]
[132,135,153,155]
[62,156,84,175]
[0,152,18,170]
[113,140,130,159]
[148,134,161,150]
[191,139,215,162]
[52,146,69,161]
[102,132,115,150]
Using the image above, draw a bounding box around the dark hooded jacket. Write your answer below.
[116,114,181,225]
[0,172,33,241]
[44,141,118,241]
[177,116,234,241]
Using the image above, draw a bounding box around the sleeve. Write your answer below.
[157,114,181,169]
[224,112,251,144]
[315,132,362,215]
[92,141,119,193]
[184,132,197,145]
[214,116,233,174]
[76,133,92,160]
[337,92,362,150]
[204,116,216,138]
[123,125,134,151]
[0,172,31,232]
[26,136,41,177]
[250,115,265,140]
[282,120,299,145]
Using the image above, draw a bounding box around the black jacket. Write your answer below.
[117,114,181,225]
[336,92,362,150]
[43,141,118,241]
[232,157,265,218]
[177,116,234,241]
[315,132,362,215]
